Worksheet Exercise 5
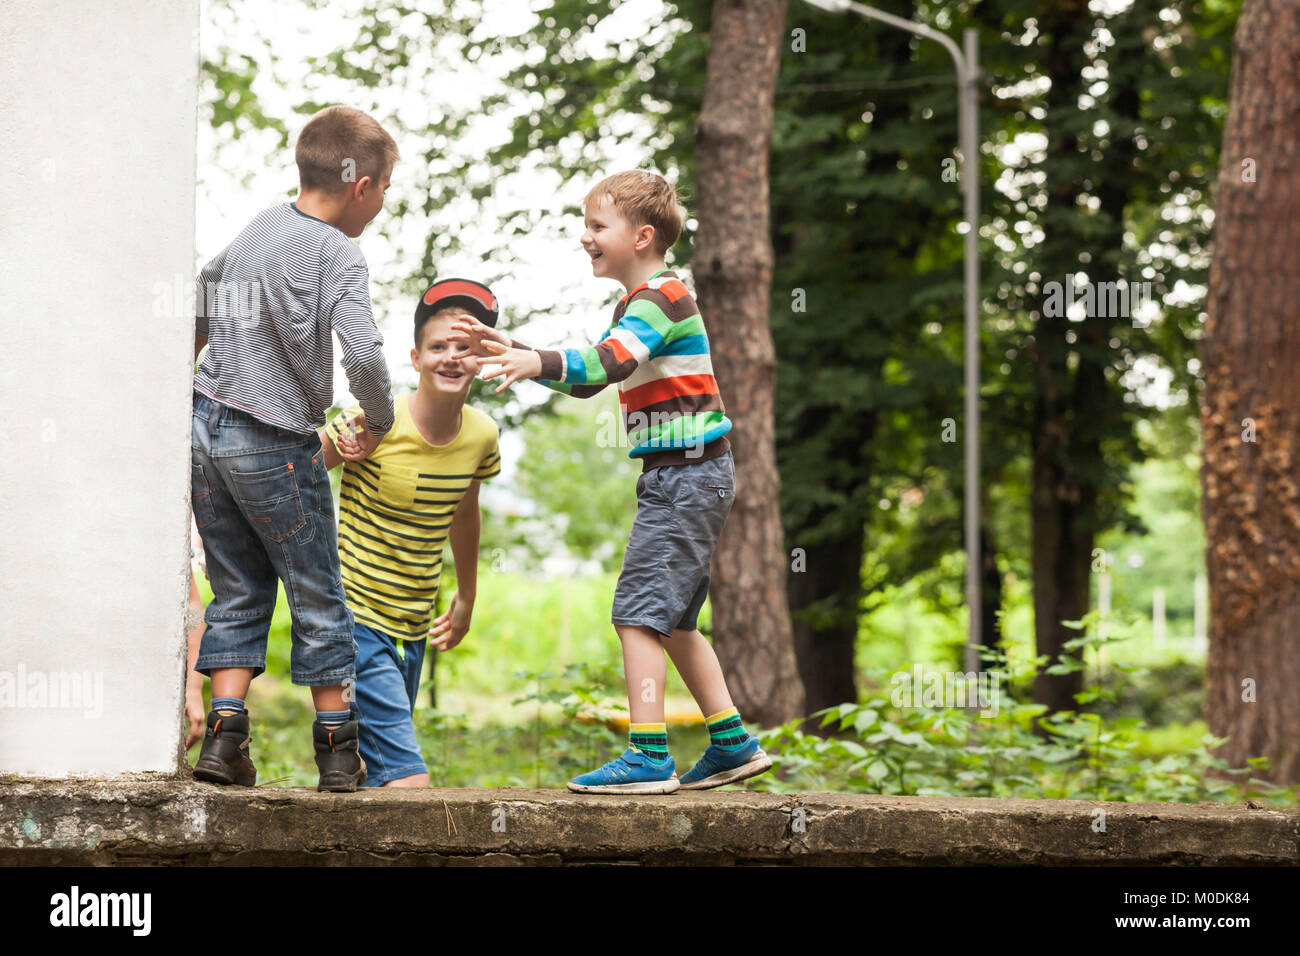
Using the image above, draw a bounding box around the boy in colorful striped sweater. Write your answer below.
[451,170,771,793]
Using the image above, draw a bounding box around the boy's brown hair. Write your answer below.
[296,106,399,194]
[584,170,686,256]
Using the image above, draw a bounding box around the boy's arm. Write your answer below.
[429,481,481,651]
[327,256,395,438]
[319,430,344,469]
[447,480,481,604]
[194,244,230,360]
[530,296,670,397]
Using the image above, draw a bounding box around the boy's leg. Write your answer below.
[616,624,668,725]
[385,636,430,787]
[192,396,278,690]
[653,453,771,789]
[352,622,429,788]
[198,396,362,788]
[662,627,733,717]
[211,668,255,704]
[191,396,275,786]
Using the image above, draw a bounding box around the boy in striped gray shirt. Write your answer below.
[190,106,397,792]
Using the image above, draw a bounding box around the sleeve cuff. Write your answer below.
[536,350,565,382]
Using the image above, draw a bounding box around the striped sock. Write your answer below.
[212,696,245,716]
[629,722,669,764]
[705,707,749,751]
[316,709,350,730]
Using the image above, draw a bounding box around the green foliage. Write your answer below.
[749,621,1294,805]
[515,391,639,571]
[508,663,626,786]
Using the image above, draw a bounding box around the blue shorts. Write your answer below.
[611,451,735,637]
[353,620,428,786]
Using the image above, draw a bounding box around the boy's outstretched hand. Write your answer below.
[446,315,510,357]
[428,591,472,651]
[478,340,542,393]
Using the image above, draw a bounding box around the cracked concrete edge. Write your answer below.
[2,781,1297,865]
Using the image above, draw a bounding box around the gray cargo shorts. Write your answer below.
[611,451,735,637]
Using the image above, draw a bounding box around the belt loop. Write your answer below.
[208,397,221,437]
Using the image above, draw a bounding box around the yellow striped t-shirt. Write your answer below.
[324,396,500,639]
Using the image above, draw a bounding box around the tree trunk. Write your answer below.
[980,524,1003,658]
[693,0,804,726]
[1029,1,1095,717]
[1201,0,1300,784]
[788,527,863,717]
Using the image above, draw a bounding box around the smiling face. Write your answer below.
[581,194,654,288]
[411,311,477,398]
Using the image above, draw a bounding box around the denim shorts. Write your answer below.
[191,392,357,686]
[352,621,428,786]
[611,451,735,637]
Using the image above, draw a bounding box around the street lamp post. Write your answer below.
[803,0,982,673]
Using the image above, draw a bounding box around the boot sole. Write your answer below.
[679,752,773,790]
[193,757,256,787]
[317,759,367,793]
[567,775,680,795]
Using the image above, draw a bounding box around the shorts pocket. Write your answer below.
[231,461,307,542]
[192,461,219,530]
[662,463,733,506]
[702,477,733,500]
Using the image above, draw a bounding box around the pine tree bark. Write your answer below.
[693,0,804,726]
[1201,0,1300,784]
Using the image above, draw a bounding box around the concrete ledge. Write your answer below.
[2,780,1297,865]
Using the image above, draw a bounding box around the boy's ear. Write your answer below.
[635,223,655,252]
[410,346,419,372]
[352,174,373,200]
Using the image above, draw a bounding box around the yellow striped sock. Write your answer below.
[704,707,749,750]
[629,722,669,762]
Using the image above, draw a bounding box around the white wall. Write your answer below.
[0,0,199,776]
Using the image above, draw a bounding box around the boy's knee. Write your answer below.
[615,623,668,643]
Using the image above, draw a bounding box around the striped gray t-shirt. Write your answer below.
[193,202,394,437]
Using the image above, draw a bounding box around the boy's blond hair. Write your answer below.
[296,106,400,194]
[584,170,686,256]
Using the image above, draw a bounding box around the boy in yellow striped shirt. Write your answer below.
[320,279,501,787]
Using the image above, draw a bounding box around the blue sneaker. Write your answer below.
[567,748,680,794]
[679,736,772,790]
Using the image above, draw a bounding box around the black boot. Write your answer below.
[313,718,367,792]
[193,710,256,786]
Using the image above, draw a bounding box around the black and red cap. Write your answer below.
[415,277,499,330]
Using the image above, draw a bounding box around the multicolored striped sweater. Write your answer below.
[528,270,733,470]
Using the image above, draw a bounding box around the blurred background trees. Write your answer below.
[195,0,1300,791]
